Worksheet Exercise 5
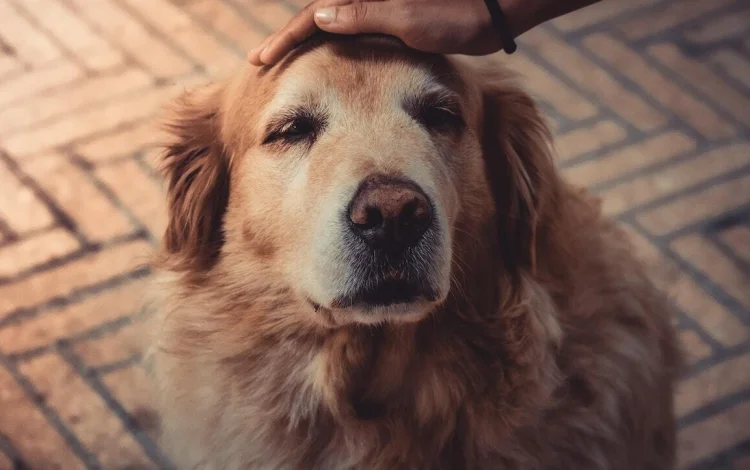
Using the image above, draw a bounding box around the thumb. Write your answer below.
[314,3,400,35]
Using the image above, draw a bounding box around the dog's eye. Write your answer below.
[419,106,463,131]
[410,97,464,134]
[281,117,316,140]
[264,114,319,145]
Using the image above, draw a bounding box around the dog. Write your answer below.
[144,34,681,470]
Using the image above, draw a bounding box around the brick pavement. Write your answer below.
[0,0,748,468]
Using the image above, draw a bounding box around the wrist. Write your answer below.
[498,0,540,37]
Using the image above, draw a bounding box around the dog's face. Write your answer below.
[160,36,555,327]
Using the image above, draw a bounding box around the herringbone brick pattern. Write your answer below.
[0,0,748,468]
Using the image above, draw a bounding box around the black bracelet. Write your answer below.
[483,0,517,54]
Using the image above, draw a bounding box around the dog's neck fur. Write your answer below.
[154,215,563,467]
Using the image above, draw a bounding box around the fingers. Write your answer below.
[247,35,273,65]
[313,1,398,35]
[248,0,353,66]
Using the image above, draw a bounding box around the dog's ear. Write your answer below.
[160,85,230,272]
[479,69,559,281]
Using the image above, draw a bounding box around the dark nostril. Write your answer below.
[348,175,433,251]
[362,207,384,230]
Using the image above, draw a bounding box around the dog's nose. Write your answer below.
[348,176,433,251]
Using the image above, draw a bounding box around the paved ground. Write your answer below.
[0,0,748,469]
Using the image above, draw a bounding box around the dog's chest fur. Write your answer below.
[149,281,559,470]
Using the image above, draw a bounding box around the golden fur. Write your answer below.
[145,36,680,470]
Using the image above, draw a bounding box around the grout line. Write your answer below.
[678,388,750,429]
[0,230,148,287]
[0,151,88,246]
[684,437,750,470]
[0,353,99,469]
[95,354,141,376]
[7,315,136,363]
[0,267,151,330]
[6,0,90,73]
[57,345,175,469]
[0,429,27,469]
[628,216,750,325]
[67,152,158,244]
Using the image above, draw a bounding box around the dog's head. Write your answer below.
[158,36,557,327]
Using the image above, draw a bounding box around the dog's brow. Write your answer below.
[404,85,461,114]
[263,105,316,133]
[262,86,321,128]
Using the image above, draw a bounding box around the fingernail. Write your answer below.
[315,7,336,24]
[258,46,269,62]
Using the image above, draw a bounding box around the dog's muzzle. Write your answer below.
[334,174,441,309]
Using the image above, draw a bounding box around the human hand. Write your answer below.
[247,0,525,66]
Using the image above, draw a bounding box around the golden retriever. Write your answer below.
[145,34,681,470]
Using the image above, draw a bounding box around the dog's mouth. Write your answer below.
[332,279,436,309]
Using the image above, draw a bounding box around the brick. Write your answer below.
[506,55,598,121]
[710,49,750,89]
[683,8,750,43]
[79,44,127,71]
[0,228,79,279]
[679,330,712,364]
[672,235,750,309]
[544,115,560,132]
[66,0,193,78]
[0,61,82,107]
[721,226,750,263]
[0,160,54,234]
[621,223,748,347]
[0,1,62,65]
[187,0,266,51]
[140,147,163,173]
[16,0,123,71]
[120,0,193,33]
[102,366,160,442]
[101,366,153,418]
[619,224,682,290]
[75,120,163,162]
[74,321,142,369]
[614,226,747,350]
[170,27,241,76]
[601,143,750,216]
[523,30,665,131]
[0,279,146,355]
[649,43,750,126]
[0,239,151,318]
[637,173,750,236]
[0,55,21,79]
[677,354,750,417]
[2,77,204,156]
[124,0,244,76]
[23,156,133,242]
[562,131,695,187]
[678,400,750,468]
[248,1,295,31]
[555,121,627,162]
[0,68,152,134]
[670,275,749,347]
[0,366,84,469]
[621,0,735,40]
[552,0,659,31]
[20,354,154,468]
[584,35,735,139]
[96,159,167,237]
